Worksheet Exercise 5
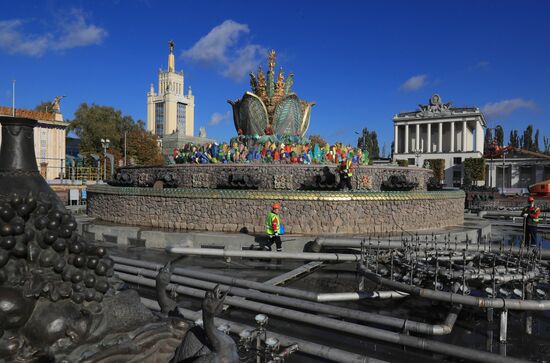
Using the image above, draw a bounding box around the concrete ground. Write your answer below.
[76,213,491,253]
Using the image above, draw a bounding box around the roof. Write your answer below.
[393,94,486,127]
[0,106,57,121]
[396,107,479,118]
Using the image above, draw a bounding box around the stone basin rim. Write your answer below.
[88,185,464,201]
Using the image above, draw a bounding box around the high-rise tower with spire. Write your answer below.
[147,40,195,138]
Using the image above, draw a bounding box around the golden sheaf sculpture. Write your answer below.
[228,50,315,137]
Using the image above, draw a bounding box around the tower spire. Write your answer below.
[168,40,175,72]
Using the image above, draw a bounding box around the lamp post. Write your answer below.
[485,127,496,188]
[100,138,110,181]
[124,131,127,166]
[12,80,16,116]
[502,150,507,195]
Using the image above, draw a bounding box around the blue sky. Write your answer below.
[1,0,549,152]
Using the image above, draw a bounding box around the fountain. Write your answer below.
[86,50,464,235]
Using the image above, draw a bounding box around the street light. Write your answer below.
[486,127,496,188]
[101,138,110,180]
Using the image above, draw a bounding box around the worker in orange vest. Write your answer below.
[521,196,541,247]
[337,158,353,190]
[264,203,283,251]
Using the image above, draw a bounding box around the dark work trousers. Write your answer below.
[525,224,538,246]
[265,235,282,251]
[339,174,352,190]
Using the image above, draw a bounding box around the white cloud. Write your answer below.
[481,98,536,118]
[0,10,107,57]
[400,74,427,91]
[183,20,266,81]
[0,20,51,56]
[222,44,267,81]
[54,9,108,50]
[207,110,231,126]
[183,20,248,63]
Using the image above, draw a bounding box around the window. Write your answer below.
[453,157,462,165]
[177,102,186,133]
[408,158,415,166]
[452,170,462,187]
[155,102,164,136]
[40,130,47,160]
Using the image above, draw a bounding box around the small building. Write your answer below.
[485,148,550,191]
[147,40,195,138]
[0,106,67,180]
[393,94,486,187]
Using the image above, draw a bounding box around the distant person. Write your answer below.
[521,196,541,247]
[337,158,353,190]
[264,203,283,251]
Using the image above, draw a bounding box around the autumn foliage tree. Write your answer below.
[67,103,162,166]
[126,128,163,165]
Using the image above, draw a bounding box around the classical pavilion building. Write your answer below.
[147,41,195,138]
[393,94,486,187]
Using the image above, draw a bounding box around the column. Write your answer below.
[394,124,399,154]
[450,122,455,152]
[427,123,432,153]
[416,123,420,150]
[490,163,497,188]
[475,121,484,153]
[405,124,409,153]
[438,122,443,153]
[462,121,467,151]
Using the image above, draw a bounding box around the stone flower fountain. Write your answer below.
[228,50,315,137]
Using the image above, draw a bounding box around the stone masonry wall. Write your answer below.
[87,186,464,235]
[115,164,433,192]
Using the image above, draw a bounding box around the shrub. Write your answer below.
[427,159,445,182]
[463,158,485,184]
[396,160,408,167]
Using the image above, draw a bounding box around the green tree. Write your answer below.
[69,103,126,153]
[357,128,379,159]
[522,124,534,151]
[427,159,445,182]
[68,103,162,165]
[34,101,53,113]
[509,130,519,148]
[308,134,327,147]
[463,158,485,186]
[495,125,504,147]
[534,129,540,152]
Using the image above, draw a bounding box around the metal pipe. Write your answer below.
[316,291,408,302]
[115,264,441,335]
[112,255,319,301]
[119,272,526,363]
[140,297,383,363]
[113,256,404,303]
[359,265,550,311]
[167,247,362,262]
[500,310,508,343]
[314,238,550,259]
